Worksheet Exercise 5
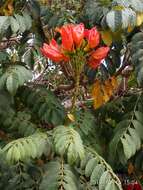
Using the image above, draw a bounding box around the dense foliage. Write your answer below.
[0,0,143,189]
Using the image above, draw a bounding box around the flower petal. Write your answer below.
[41,41,68,62]
[91,47,110,60]
[88,58,102,69]
[58,24,74,51]
[72,23,85,47]
[124,184,134,190]
[49,39,59,50]
[85,27,100,48]
[84,29,89,39]
[134,184,142,190]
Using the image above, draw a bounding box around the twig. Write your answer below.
[115,48,131,77]
[0,37,20,50]
[54,83,75,94]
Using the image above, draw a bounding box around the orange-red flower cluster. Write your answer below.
[41,23,110,69]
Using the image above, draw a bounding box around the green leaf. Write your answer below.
[132,120,143,139]
[106,8,136,31]
[53,125,85,164]
[1,65,32,95]
[15,14,26,33]
[10,17,19,33]
[6,73,19,95]
[0,73,8,89]
[74,109,95,136]
[106,10,122,31]
[0,51,9,62]
[108,121,129,163]
[112,0,143,12]
[6,146,14,163]
[39,160,79,190]
[22,12,32,30]
[13,146,21,161]
[131,32,143,86]
[83,147,122,190]
[99,171,111,190]
[105,180,120,190]
[128,128,141,150]
[121,136,132,159]
[22,88,65,126]
[2,132,48,163]
[85,158,98,177]
[135,111,143,124]
[90,164,105,185]
[0,16,10,34]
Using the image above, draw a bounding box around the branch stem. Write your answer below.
[71,72,80,112]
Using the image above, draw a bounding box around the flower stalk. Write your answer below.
[71,72,80,112]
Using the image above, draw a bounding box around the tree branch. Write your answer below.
[0,37,20,50]
[115,48,131,77]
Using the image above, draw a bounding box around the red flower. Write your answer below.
[91,47,110,60]
[72,23,85,47]
[40,39,68,62]
[88,57,102,69]
[85,27,100,48]
[41,24,110,67]
[124,183,142,190]
[134,184,142,190]
[125,184,134,190]
[88,46,110,69]
[57,24,74,51]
